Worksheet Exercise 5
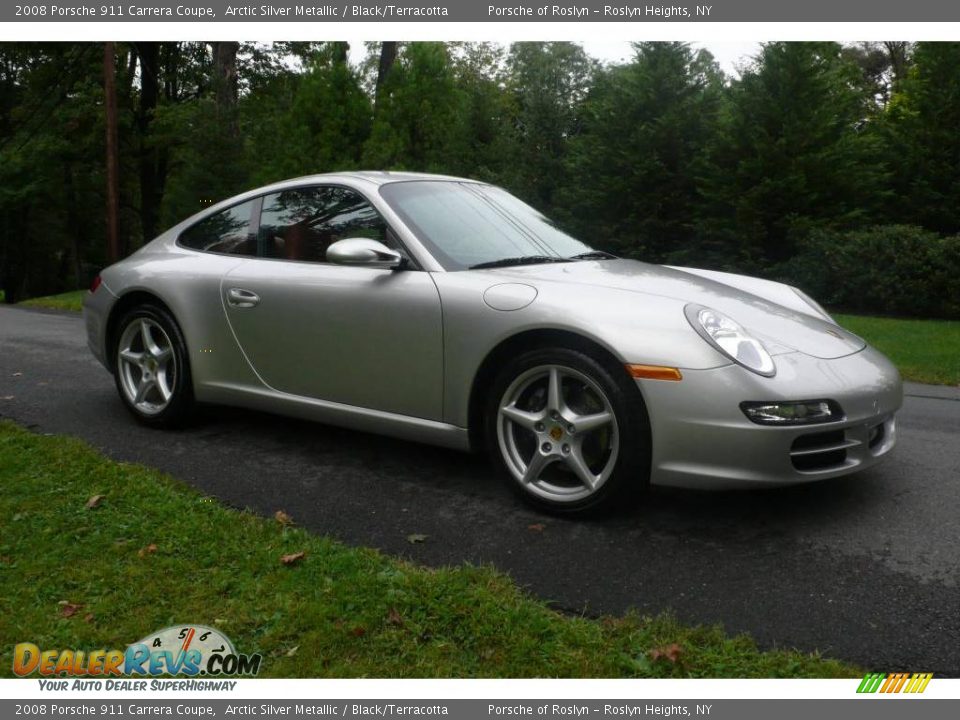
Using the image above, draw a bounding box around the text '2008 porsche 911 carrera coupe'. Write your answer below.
[83,171,902,515]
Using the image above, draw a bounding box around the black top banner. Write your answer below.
[6,0,960,22]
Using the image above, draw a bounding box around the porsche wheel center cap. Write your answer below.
[549,425,564,442]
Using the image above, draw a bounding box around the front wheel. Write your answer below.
[113,304,194,427]
[484,347,651,516]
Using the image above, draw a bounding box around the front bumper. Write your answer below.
[637,346,903,488]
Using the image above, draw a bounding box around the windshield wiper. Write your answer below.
[468,255,571,270]
[569,251,618,260]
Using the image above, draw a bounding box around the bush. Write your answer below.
[782,225,960,319]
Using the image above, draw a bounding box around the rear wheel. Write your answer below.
[113,304,193,427]
[485,347,650,516]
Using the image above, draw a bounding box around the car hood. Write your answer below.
[481,259,865,360]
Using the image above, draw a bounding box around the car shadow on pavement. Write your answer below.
[187,402,882,540]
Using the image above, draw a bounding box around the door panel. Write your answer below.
[221,260,444,421]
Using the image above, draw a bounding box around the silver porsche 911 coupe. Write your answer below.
[83,171,902,514]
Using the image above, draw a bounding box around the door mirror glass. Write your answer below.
[327,238,403,269]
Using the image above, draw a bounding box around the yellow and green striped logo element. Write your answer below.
[857,672,933,693]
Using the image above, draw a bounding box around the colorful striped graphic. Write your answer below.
[857,672,933,694]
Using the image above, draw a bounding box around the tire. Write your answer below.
[484,346,651,516]
[112,303,194,428]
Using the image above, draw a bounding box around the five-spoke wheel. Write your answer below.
[113,304,193,426]
[498,364,619,503]
[117,318,176,415]
[486,347,650,515]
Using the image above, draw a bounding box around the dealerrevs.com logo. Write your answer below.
[13,625,261,679]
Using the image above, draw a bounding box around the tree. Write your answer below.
[699,42,888,270]
[134,42,162,242]
[501,42,596,212]
[374,41,398,111]
[362,42,466,171]
[0,43,110,301]
[103,42,121,263]
[882,42,960,235]
[156,42,248,225]
[560,42,724,262]
[842,41,913,108]
[244,42,372,183]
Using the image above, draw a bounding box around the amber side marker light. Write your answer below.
[626,364,683,381]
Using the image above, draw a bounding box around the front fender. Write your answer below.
[432,272,729,428]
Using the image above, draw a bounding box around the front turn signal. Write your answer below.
[625,364,683,382]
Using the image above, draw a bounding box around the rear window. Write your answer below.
[179,201,256,256]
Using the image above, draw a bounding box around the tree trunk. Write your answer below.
[103,42,121,264]
[136,42,161,242]
[332,41,349,66]
[211,41,240,136]
[883,41,910,94]
[374,42,398,111]
[63,165,85,289]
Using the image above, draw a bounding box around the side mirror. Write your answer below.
[326,238,403,269]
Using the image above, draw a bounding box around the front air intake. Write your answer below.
[790,429,859,472]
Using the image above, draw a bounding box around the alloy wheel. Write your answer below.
[497,364,620,503]
[117,318,177,416]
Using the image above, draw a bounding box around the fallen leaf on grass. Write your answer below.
[138,544,158,558]
[406,533,428,544]
[527,523,546,532]
[649,643,683,664]
[387,608,403,626]
[59,602,83,618]
[280,551,306,566]
[85,494,105,509]
[350,626,366,638]
[83,613,95,624]
[284,646,299,657]
[274,510,294,526]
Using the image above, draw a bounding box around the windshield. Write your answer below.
[379,181,594,270]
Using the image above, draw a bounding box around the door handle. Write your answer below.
[226,287,260,308]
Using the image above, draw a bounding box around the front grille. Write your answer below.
[790,429,858,472]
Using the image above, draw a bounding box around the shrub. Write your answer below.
[782,225,960,319]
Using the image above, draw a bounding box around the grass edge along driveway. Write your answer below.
[0,421,856,678]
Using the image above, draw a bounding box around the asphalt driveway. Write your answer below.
[1,305,958,674]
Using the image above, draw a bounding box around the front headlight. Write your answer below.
[684,304,776,377]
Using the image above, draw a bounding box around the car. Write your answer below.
[83,171,903,515]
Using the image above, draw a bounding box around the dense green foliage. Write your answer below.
[1,41,958,317]
[789,225,960,319]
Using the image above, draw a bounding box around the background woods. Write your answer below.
[1,41,959,317]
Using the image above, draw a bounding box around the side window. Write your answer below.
[179,200,256,255]
[257,186,389,263]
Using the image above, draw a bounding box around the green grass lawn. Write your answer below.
[835,313,960,386]
[0,421,854,678]
[18,289,86,312]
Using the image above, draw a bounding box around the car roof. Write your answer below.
[276,170,476,188]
